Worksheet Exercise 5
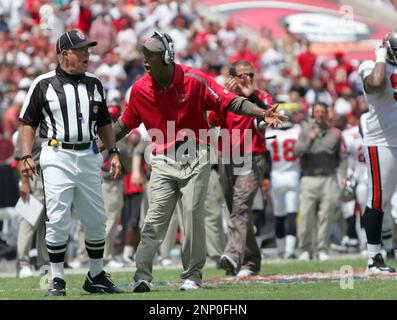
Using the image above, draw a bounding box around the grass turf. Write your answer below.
[1,258,397,300]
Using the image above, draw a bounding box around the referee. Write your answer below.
[18,30,123,296]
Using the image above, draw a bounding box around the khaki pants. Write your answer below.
[17,174,49,269]
[203,168,225,263]
[134,148,211,283]
[142,180,183,260]
[102,178,124,262]
[298,175,339,253]
[219,154,265,272]
[159,169,225,263]
[159,200,183,260]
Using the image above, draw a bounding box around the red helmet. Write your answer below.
[108,105,121,120]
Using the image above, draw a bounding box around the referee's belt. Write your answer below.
[50,141,92,150]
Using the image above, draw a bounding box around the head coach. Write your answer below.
[111,30,287,292]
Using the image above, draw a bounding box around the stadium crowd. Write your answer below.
[0,0,396,279]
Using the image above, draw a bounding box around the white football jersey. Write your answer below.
[342,125,367,184]
[359,60,397,147]
[266,124,301,174]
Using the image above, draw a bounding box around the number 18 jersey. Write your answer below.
[359,60,397,147]
[266,124,301,174]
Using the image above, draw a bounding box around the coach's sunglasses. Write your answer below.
[235,72,254,79]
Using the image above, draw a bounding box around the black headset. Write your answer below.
[153,30,175,65]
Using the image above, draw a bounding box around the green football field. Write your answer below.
[1,257,397,300]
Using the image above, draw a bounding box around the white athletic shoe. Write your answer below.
[160,258,173,267]
[68,260,83,270]
[106,259,124,269]
[317,251,330,261]
[236,269,257,277]
[298,251,310,261]
[180,279,202,291]
[19,266,33,278]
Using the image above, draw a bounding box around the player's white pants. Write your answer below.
[270,171,300,217]
[340,201,355,219]
[356,181,368,215]
[390,185,397,224]
[364,146,397,213]
[40,145,106,245]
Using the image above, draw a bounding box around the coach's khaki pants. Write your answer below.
[204,168,225,263]
[134,148,211,283]
[159,168,225,263]
[298,175,339,253]
[17,174,49,269]
[159,200,183,260]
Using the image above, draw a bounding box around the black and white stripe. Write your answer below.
[20,67,111,144]
[85,239,105,259]
[47,242,67,263]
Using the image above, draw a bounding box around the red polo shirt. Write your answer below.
[330,62,355,95]
[122,64,235,154]
[208,90,272,156]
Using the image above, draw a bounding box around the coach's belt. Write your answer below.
[60,142,91,150]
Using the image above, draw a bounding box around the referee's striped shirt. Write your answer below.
[19,65,111,143]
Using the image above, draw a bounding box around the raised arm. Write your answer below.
[226,96,287,128]
[364,45,387,94]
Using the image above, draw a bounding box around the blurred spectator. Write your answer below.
[75,0,93,34]
[229,38,258,68]
[101,104,130,269]
[95,51,127,91]
[3,90,25,139]
[334,87,353,116]
[121,130,147,265]
[304,77,333,111]
[329,51,355,97]
[258,26,274,53]
[168,17,190,60]
[297,39,317,81]
[0,14,10,33]
[14,128,49,278]
[89,12,116,56]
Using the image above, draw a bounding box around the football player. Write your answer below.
[358,31,397,273]
[266,109,301,259]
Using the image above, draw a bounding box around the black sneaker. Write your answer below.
[46,277,66,296]
[132,279,151,293]
[133,279,151,293]
[367,253,396,274]
[219,255,238,276]
[83,271,123,294]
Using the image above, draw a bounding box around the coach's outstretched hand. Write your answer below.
[264,104,288,128]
